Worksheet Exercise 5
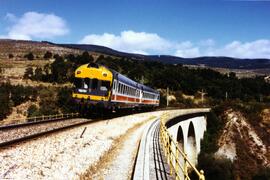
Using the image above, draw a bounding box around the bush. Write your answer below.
[57,87,77,113]
[27,104,39,117]
[200,110,224,153]
[8,53,14,59]
[252,168,270,180]
[24,67,34,79]
[195,153,233,180]
[44,51,53,59]
[38,88,58,115]
[24,52,34,60]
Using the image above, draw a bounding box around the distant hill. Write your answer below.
[1,39,270,70]
[0,39,84,59]
[57,43,270,69]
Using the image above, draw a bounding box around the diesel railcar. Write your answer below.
[72,63,160,112]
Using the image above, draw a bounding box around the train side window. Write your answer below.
[92,79,98,90]
[112,81,115,91]
[119,84,122,94]
[118,83,120,93]
[119,84,121,93]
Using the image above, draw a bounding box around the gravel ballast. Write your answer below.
[0,111,163,179]
[0,118,88,144]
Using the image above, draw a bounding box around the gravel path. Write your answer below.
[0,118,88,144]
[0,111,163,180]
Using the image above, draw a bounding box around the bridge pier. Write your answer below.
[167,115,207,165]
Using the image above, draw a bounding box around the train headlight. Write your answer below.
[102,72,107,77]
[77,71,81,74]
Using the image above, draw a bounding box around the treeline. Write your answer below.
[0,83,38,119]
[24,52,94,83]
[96,56,270,103]
[27,87,76,117]
[0,82,76,120]
[23,52,270,104]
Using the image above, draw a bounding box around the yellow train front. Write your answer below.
[72,63,160,113]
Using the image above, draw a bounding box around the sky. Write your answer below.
[0,0,270,58]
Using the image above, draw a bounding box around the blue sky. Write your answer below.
[1,0,270,58]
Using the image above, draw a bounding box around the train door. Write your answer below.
[139,87,143,103]
[113,80,118,101]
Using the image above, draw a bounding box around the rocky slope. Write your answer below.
[215,109,270,179]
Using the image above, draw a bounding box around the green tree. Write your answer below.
[38,88,58,115]
[27,104,39,117]
[44,51,53,59]
[57,87,76,113]
[8,54,14,59]
[34,67,43,81]
[23,67,34,79]
[0,83,12,120]
[78,51,94,64]
[24,52,34,60]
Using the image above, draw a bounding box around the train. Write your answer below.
[72,62,160,113]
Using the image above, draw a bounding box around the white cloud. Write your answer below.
[175,41,201,58]
[206,39,270,59]
[175,48,201,58]
[79,31,270,58]
[79,30,172,54]
[1,12,69,40]
[174,39,270,59]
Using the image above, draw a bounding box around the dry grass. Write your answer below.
[0,59,73,87]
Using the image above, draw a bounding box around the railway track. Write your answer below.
[0,110,159,148]
[0,117,97,148]
[133,118,173,179]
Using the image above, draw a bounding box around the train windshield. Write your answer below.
[74,78,83,89]
[74,78,111,96]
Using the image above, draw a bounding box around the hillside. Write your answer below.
[57,43,270,70]
[0,39,91,60]
[0,39,270,72]
[216,109,270,179]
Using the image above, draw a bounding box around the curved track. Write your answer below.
[132,119,173,180]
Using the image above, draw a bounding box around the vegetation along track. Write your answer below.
[0,117,95,147]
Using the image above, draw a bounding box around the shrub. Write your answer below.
[252,168,270,180]
[27,104,39,117]
[44,51,53,59]
[8,53,14,59]
[195,153,233,180]
[24,52,34,60]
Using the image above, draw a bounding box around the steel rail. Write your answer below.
[0,113,79,130]
[0,118,104,148]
